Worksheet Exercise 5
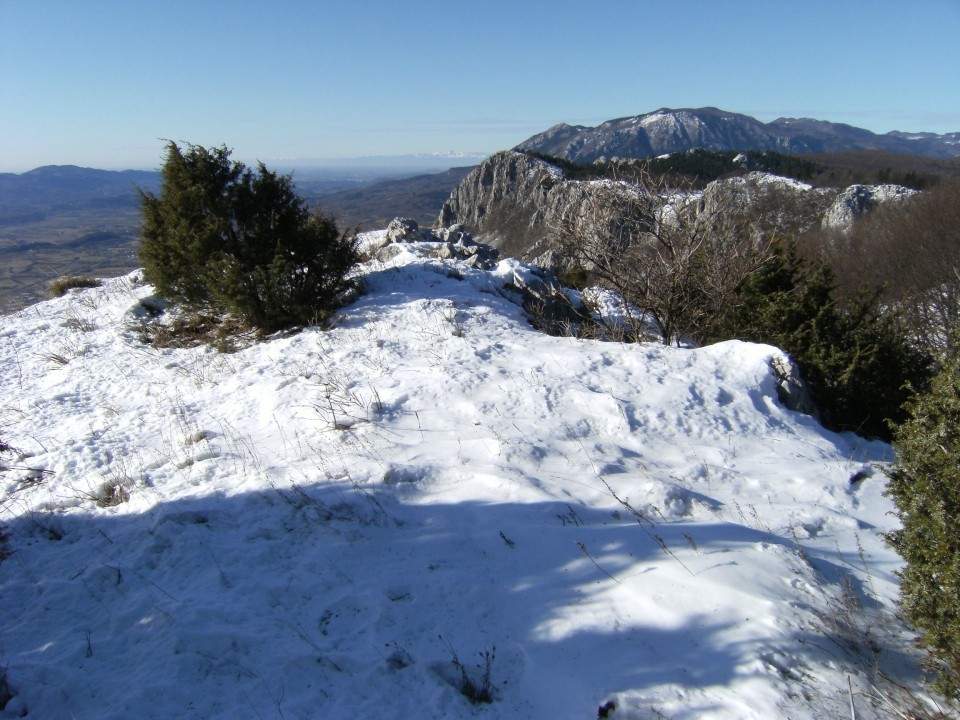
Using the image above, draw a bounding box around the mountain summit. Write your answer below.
[515,107,960,162]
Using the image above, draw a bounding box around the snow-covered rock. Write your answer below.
[371,217,499,269]
[821,183,918,233]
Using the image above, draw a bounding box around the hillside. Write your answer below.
[305,166,475,229]
[0,235,932,719]
[0,166,160,219]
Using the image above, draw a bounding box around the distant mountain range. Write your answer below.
[0,165,161,223]
[303,166,474,229]
[0,163,473,312]
[0,163,473,231]
[515,107,960,163]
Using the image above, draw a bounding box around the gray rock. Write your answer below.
[376,217,500,269]
[437,152,919,264]
[437,150,647,267]
[385,217,433,244]
[770,354,818,417]
[821,184,917,234]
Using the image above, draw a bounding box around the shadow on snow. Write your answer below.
[0,473,913,719]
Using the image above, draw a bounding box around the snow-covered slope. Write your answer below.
[0,238,927,719]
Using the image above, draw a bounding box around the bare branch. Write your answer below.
[554,170,774,345]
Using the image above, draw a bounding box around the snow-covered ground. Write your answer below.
[0,237,929,718]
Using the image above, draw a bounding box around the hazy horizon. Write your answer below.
[0,151,492,176]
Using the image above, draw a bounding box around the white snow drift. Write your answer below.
[0,236,929,719]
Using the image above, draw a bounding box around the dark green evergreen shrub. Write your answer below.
[714,240,931,439]
[138,142,359,332]
[139,143,241,306]
[886,346,960,703]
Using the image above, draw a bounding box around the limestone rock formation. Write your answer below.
[820,183,918,233]
[437,151,648,266]
[436,151,917,265]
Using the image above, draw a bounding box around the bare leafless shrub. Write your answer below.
[313,377,383,430]
[0,465,10,561]
[39,334,89,366]
[555,172,775,345]
[439,637,496,705]
[63,315,96,332]
[95,479,131,508]
[184,429,211,446]
[41,351,71,367]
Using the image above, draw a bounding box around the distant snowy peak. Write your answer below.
[516,107,960,161]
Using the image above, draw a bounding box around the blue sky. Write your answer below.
[1,0,958,172]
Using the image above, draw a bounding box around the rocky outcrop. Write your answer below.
[699,172,836,237]
[770,354,818,417]
[367,217,500,269]
[820,183,918,233]
[437,151,566,259]
[437,151,651,266]
[437,152,917,265]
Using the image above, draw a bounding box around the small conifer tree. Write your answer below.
[138,142,358,332]
[886,346,960,703]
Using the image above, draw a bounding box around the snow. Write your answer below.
[0,238,930,719]
[742,171,813,192]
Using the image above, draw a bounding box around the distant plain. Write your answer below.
[0,166,473,313]
[0,208,143,313]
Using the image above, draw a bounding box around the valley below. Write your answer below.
[0,166,474,313]
[0,209,142,313]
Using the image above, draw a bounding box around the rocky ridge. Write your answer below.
[437,151,917,265]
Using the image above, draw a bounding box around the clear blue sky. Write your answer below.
[1,0,958,172]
